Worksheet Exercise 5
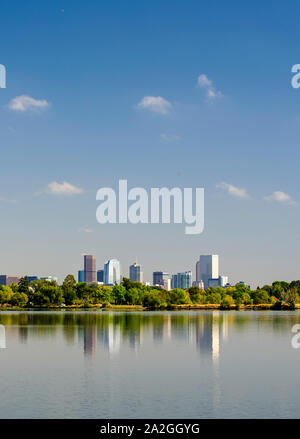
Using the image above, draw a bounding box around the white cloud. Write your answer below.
[136,96,172,114]
[197,74,222,100]
[160,133,181,143]
[264,191,296,206]
[9,95,50,112]
[197,74,212,88]
[46,181,84,196]
[217,182,249,199]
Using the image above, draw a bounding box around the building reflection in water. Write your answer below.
[0,325,6,349]
[195,312,229,362]
[83,326,96,356]
[104,324,121,356]
[74,311,229,360]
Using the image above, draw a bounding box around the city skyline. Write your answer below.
[1,253,233,288]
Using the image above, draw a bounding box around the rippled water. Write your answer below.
[0,310,299,418]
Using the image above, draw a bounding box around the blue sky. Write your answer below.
[1,0,300,286]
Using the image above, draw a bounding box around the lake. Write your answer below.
[0,310,299,419]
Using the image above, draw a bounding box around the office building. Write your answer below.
[129,262,143,283]
[78,270,85,283]
[104,259,121,285]
[196,260,201,282]
[163,278,172,291]
[153,271,170,287]
[219,276,228,287]
[84,255,96,284]
[97,269,104,283]
[208,278,220,288]
[208,276,229,288]
[172,271,192,289]
[198,255,219,289]
[0,275,20,286]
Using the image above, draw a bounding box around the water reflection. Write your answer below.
[0,325,6,349]
[0,310,299,361]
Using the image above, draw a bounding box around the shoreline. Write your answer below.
[0,304,299,312]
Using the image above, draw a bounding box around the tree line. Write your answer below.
[0,276,299,309]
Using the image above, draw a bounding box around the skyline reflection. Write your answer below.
[0,311,299,361]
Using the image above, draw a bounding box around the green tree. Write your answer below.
[188,287,206,304]
[167,289,191,305]
[125,287,142,305]
[111,285,127,305]
[97,285,113,304]
[0,285,14,304]
[62,274,78,305]
[282,287,299,309]
[75,282,90,301]
[221,295,235,309]
[18,276,30,295]
[142,290,167,309]
[10,292,28,307]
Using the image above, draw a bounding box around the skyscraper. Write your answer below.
[97,269,104,283]
[104,259,121,285]
[199,255,219,289]
[171,271,192,289]
[78,270,85,283]
[84,255,96,284]
[129,262,143,283]
[153,271,170,287]
[196,260,201,282]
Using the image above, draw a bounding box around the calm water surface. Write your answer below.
[0,310,299,418]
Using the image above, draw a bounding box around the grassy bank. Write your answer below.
[0,303,299,311]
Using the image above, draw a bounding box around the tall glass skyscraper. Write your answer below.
[129,263,143,282]
[78,270,85,283]
[171,271,192,289]
[196,260,201,282]
[84,255,96,284]
[153,271,169,287]
[104,259,121,285]
[97,269,104,283]
[199,255,219,289]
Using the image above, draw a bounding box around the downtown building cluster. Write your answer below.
[76,254,229,290]
[0,254,229,290]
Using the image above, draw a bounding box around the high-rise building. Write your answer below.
[78,270,85,283]
[104,259,121,285]
[199,255,219,289]
[153,271,169,287]
[84,255,96,284]
[97,269,104,283]
[171,271,192,289]
[219,276,228,287]
[208,276,229,288]
[196,260,201,282]
[129,262,143,283]
[163,278,172,291]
